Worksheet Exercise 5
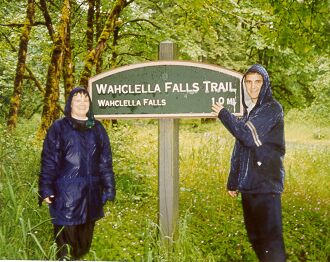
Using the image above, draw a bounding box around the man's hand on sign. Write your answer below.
[211,102,224,116]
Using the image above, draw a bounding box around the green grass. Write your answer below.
[0,116,329,261]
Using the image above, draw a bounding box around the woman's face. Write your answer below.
[71,93,90,120]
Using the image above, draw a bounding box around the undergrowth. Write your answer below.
[0,116,329,261]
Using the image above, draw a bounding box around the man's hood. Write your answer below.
[242,64,273,109]
[64,87,95,127]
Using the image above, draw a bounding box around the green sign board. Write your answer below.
[88,61,243,118]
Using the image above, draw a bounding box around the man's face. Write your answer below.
[245,73,263,103]
[71,93,90,119]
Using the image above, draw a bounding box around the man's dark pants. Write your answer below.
[242,193,286,262]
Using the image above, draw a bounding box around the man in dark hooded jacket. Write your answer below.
[39,87,116,260]
[212,64,286,261]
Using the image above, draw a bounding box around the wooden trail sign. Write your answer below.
[88,41,244,244]
[88,61,243,118]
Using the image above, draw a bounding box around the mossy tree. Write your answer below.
[7,0,35,129]
[79,0,132,88]
[38,0,71,137]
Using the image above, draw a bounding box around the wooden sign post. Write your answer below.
[158,41,179,243]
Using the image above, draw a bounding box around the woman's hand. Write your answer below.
[211,102,224,116]
[44,195,55,204]
[228,191,239,197]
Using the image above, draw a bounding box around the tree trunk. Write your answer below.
[7,0,35,129]
[95,0,103,74]
[25,67,44,94]
[39,0,55,41]
[109,25,120,127]
[110,25,120,68]
[79,0,130,87]
[63,14,74,100]
[38,0,71,137]
[87,0,95,52]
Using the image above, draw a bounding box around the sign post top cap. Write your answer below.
[160,40,175,44]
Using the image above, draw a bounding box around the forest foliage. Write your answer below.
[0,0,329,131]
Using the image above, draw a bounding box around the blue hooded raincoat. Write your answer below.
[219,64,285,194]
[39,87,116,225]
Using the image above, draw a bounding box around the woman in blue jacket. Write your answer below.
[212,64,286,261]
[39,87,116,260]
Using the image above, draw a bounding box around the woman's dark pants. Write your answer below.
[54,221,95,260]
[242,193,286,262]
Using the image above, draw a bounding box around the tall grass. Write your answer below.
[0,119,57,260]
[0,116,329,261]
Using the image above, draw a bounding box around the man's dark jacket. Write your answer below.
[39,87,116,225]
[219,64,285,194]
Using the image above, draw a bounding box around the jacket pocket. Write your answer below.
[252,145,283,182]
[55,179,87,222]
